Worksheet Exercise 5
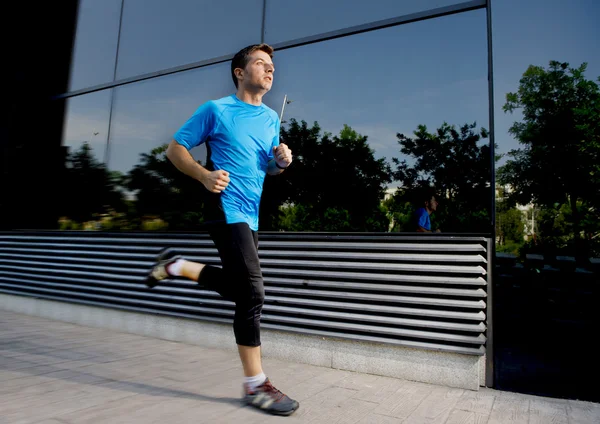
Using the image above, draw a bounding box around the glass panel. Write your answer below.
[106,63,232,230]
[494,0,600,258]
[115,0,262,80]
[262,9,489,232]
[265,0,477,45]
[59,90,114,229]
[492,0,599,403]
[68,0,122,91]
[62,91,112,164]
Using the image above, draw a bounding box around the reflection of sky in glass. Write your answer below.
[115,0,262,79]
[108,63,231,173]
[492,0,599,164]
[265,0,474,45]
[62,0,600,175]
[68,0,121,91]
[62,90,112,163]
[264,9,488,166]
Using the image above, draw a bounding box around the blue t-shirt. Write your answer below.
[174,94,280,231]
[415,207,431,231]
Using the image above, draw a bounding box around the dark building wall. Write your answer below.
[1,1,79,230]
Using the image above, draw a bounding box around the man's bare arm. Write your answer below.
[166,140,229,193]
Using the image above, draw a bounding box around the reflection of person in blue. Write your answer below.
[415,192,440,233]
[143,44,299,416]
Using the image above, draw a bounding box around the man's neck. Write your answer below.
[426,207,433,215]
[236,88,264,106]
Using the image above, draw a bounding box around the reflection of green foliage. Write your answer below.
[526,201,600,258]
[391,122,493,233]
[126,144,211,231]
[382,195,413,232]
[496,185,526,253]
[278,204,360,232]
[498,61,600,257]
[278,204,308,232]
[60,142,126,223]
[261,119,392,232]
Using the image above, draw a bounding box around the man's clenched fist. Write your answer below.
[202,169,230,193]
[273,143,293,169]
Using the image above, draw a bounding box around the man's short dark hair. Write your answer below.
[418,188,437,206]
[231,44,274,88]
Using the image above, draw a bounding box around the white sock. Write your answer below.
[245,372,267,391]
[166,259,184,276]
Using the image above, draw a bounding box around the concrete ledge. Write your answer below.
[0,293,483,390]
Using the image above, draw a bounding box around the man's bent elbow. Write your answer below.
[166,140,180,162]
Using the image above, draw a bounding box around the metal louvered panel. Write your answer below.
[0,232,490,356]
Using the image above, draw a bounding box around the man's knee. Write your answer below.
[241,287,264,320]
[233,296,264,347]
[251,281,265,305]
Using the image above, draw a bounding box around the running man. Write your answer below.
[145,44,298,416]
[415,192,440,233]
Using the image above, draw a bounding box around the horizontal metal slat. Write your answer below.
[258,250,488,263]
[0,239,212,249]
[0,264,146,278]
[0,250,158,261]
[258,241,486,252]
[258,258,486,274]
[262,268,487,285]
[0,269,142,284]
[0,258,153,270]
[264,275,486,288]
[266,287,486,309]
[265,294,486,321]
[263,278,487,298]
[0,244,160,253]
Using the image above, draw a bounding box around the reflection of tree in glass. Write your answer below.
[391,122,493,233]
[496,186,525,254]
[498,61,600,258]
[260,119,392,232]
[125,144,211,231]
[60,142,125,225]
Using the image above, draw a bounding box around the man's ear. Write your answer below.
[235,68,244,82]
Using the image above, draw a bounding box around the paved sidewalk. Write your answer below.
[1,310,598,424]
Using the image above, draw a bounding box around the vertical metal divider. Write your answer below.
[103,0,126,165]
[485,0,496,388]
[261,0,267,44]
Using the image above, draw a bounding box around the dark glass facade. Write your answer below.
[5,0,493,233]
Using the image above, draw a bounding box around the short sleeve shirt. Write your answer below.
[174,94,280,231]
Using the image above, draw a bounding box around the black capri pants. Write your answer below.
[197,222,265,347]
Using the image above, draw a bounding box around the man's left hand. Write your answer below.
[273,144,292,169]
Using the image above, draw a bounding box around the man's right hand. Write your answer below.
[201,170,230,193]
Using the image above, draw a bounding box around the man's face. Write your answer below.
[238,50,274,93]
[427,196,438,212]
